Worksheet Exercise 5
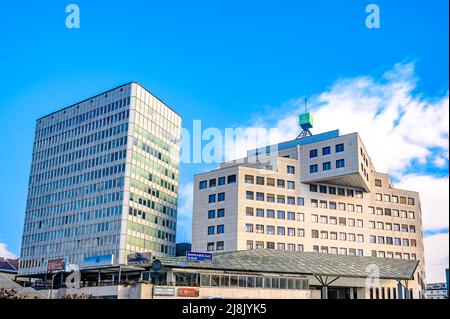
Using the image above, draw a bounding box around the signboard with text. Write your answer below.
[82,254,114,268]
[127,252,152,265]
[186,251,212,261]
[47,258,66,272]
[153,287,175,296]
[178,287,199,297]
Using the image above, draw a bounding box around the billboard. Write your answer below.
[47,258,66,272]
[127,252,152,265]
[82,254,114,268]
[186,251,212,261]
[178,287,199,297]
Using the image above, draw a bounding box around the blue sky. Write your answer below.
[0,0,448,280]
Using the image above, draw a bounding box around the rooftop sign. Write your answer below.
[186,251,213,261]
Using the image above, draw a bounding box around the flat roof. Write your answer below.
[159,249,419,280]
[37,82,181,122]
[247,130,340,157]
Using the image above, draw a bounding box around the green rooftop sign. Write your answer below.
[299,112,313,130]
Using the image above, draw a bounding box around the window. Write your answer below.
[246,207,254,216]
[311,214,318,223]
[297,229,305,237]
[267,210,275,218]
[338,188,346,196]
[330,217,337,225]
[246,191,254,200]
[216,241,224,250]
[287,181,295,189]
[297,213,305,221]
[375,179,382,187]
[339,217,346,226]
[338,202,346,211]
[267,242,275,249]
[245,224,254,233]
[277,227,285,236]
[287,196,295,205]
[256,192,264,201]
[277,179,285,188]
[329,202,337,210]
[392,195,398,203]
[208,210,215,219]
[384,194,391,202]
[347,204,354,212]
[209,179,217,187]
[217,225,225,234]
[217,208,225,218]
[347,189,354,197]
[408,198,415,205]
[298,244,304,252]
[311,199,318,207]
[256,241,264,250]
[256,224,264,234]
[355,190,363,198]
[208,194,216,203]
[297,197,305,206]
[385,208,391,216]
[329,187,336,195]
[256,176,264,185]
[330,232,337,240]
[277,243,285,250]
[227,175,236,184]
[218,177,225,186]
[321,231,328,239]
[323,162,331,171]
[218,192,225,202]
[256,209,264,217]
[408,211,415,219]
[376,193,382,201]
[310,164,318,173]
[287,212,295,220]
[336,159,345,168]
[310,149,318,158]
[311,230,319,238]
[320,215,328,223]
[277,195,285,204]
[322,146,331,155]
[287,166,295,174]
[335,143,344,152]
[277,211,286,219]
[207,226,215,235]
[207,242,215,251]
[319,185,327,193]
[246,241,253,250]
[267,178,275,186]
[267,194,275,202]
[356,205,363,213]
[245,175,254,184]
[320,200,327,209]
[266,226,275,234]
[199,180,207,189]
[368,206,375,214]
[400,196,407,204]
[369,235,376,243]
[310,184,318,192]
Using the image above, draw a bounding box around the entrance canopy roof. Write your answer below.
[160,250,419,280]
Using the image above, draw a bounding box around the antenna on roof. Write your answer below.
[296,97,313,139]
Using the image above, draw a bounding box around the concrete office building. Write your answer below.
[19,83,182,275]
[192,116,426,298]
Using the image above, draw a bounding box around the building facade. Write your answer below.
[19,83,181,275]
[192,129,426,298]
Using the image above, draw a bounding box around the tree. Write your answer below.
[61,293,92,299]
[0,288,25,299]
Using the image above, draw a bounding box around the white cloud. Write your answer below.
[424,233,449,283]
[395,174,449,231]
[0,243,17,259]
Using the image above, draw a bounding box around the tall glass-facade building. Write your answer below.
[19,83,181,275]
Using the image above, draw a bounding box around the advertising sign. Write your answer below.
[178,287,200,297]
[127,252,152,265]
[47,258,66,272]
[153,287,175,296]
[186,251,213,261]
[82,254,114,268]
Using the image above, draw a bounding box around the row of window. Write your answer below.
[199,175,237,189]
[208,193,226,203]
[369,235,417,247]
[309,143,345,158]
[375,193,415,205]
[207,224,225,235]
[310,159,345,173]
[244,176,296,188]
[309,184,363,198]
[369,221,416,232]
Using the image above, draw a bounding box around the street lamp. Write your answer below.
[49,273,58,299]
